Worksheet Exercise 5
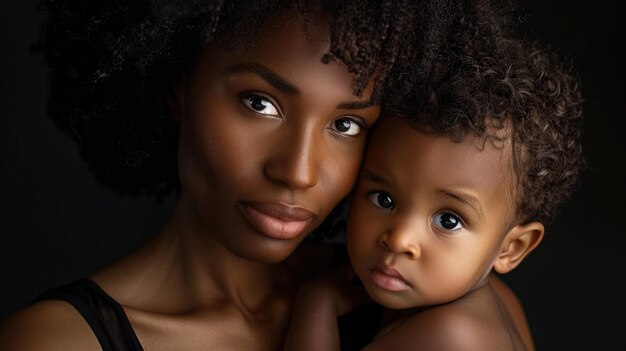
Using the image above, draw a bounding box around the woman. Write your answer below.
[0,0,515,350]
[0,1,418,350]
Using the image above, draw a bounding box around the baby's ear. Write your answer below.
[493,222,544,274]
[167,76,187,121]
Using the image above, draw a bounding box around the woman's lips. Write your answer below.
[368,264,411,292]
[239,202,315,240]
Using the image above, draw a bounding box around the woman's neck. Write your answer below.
[92,197,290,316]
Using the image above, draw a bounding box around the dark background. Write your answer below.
[2,1,624,349]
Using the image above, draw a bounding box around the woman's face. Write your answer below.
[174,16,380,263]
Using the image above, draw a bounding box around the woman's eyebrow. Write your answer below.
[337,100,376,110]
[225,63,376,110]
[225,63,299,94]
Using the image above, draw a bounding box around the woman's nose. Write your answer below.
[377,225,420,259]
[263,125,320,190]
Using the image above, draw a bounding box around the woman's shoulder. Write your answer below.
[0,299,101,351]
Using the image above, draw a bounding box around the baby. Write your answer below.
[285,36,584,351]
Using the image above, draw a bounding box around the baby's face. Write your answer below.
[347,117,517,309]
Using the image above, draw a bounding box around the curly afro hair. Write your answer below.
[400,29,585,225]
[31,0,422,199]
[308,0,530,240]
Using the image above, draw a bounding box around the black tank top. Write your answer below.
[34,278,143,351]
[35,277,379,351]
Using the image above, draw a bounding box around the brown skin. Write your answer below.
[285,117,542,351]
[0,15,380,351]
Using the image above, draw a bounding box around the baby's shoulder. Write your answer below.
[367,299,519,350]
[0,300,100,351]
[408,303,499,348]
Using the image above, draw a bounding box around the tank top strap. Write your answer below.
[34,278,144,351]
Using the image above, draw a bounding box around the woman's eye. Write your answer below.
[368,191,394,210]
[432,212,463,231]
[240,93,280,117]
[332,117,363,136]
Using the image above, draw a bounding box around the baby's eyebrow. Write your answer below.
[440,190,484,219]
[225,63,299,94]
[360,170,390,185]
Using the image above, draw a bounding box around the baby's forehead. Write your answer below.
[372,116,492,153]
[366,116,517,189]
[370,116,513,153]
[364,116,519,216]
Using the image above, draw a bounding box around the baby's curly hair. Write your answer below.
[32,0,424,198]
[401,30,585,225]
[309,0,528,240]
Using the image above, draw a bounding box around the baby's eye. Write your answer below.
[432,212,464,231]
[240,93,280,117]
[332,117,364,136]
[368,191,394,210]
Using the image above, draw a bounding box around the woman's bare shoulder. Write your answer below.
[0,300,101,351]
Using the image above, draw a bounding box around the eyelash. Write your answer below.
[239,91,368,138]
[431,210,466,233]
[367,191,394,211]
[239,92,281,117]
[367,190,467,233]
[330,117,367,138]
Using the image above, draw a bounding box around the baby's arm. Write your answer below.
[284,268,370,351]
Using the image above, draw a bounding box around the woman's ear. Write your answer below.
[493,221,544,274]
[167,76,187,121]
